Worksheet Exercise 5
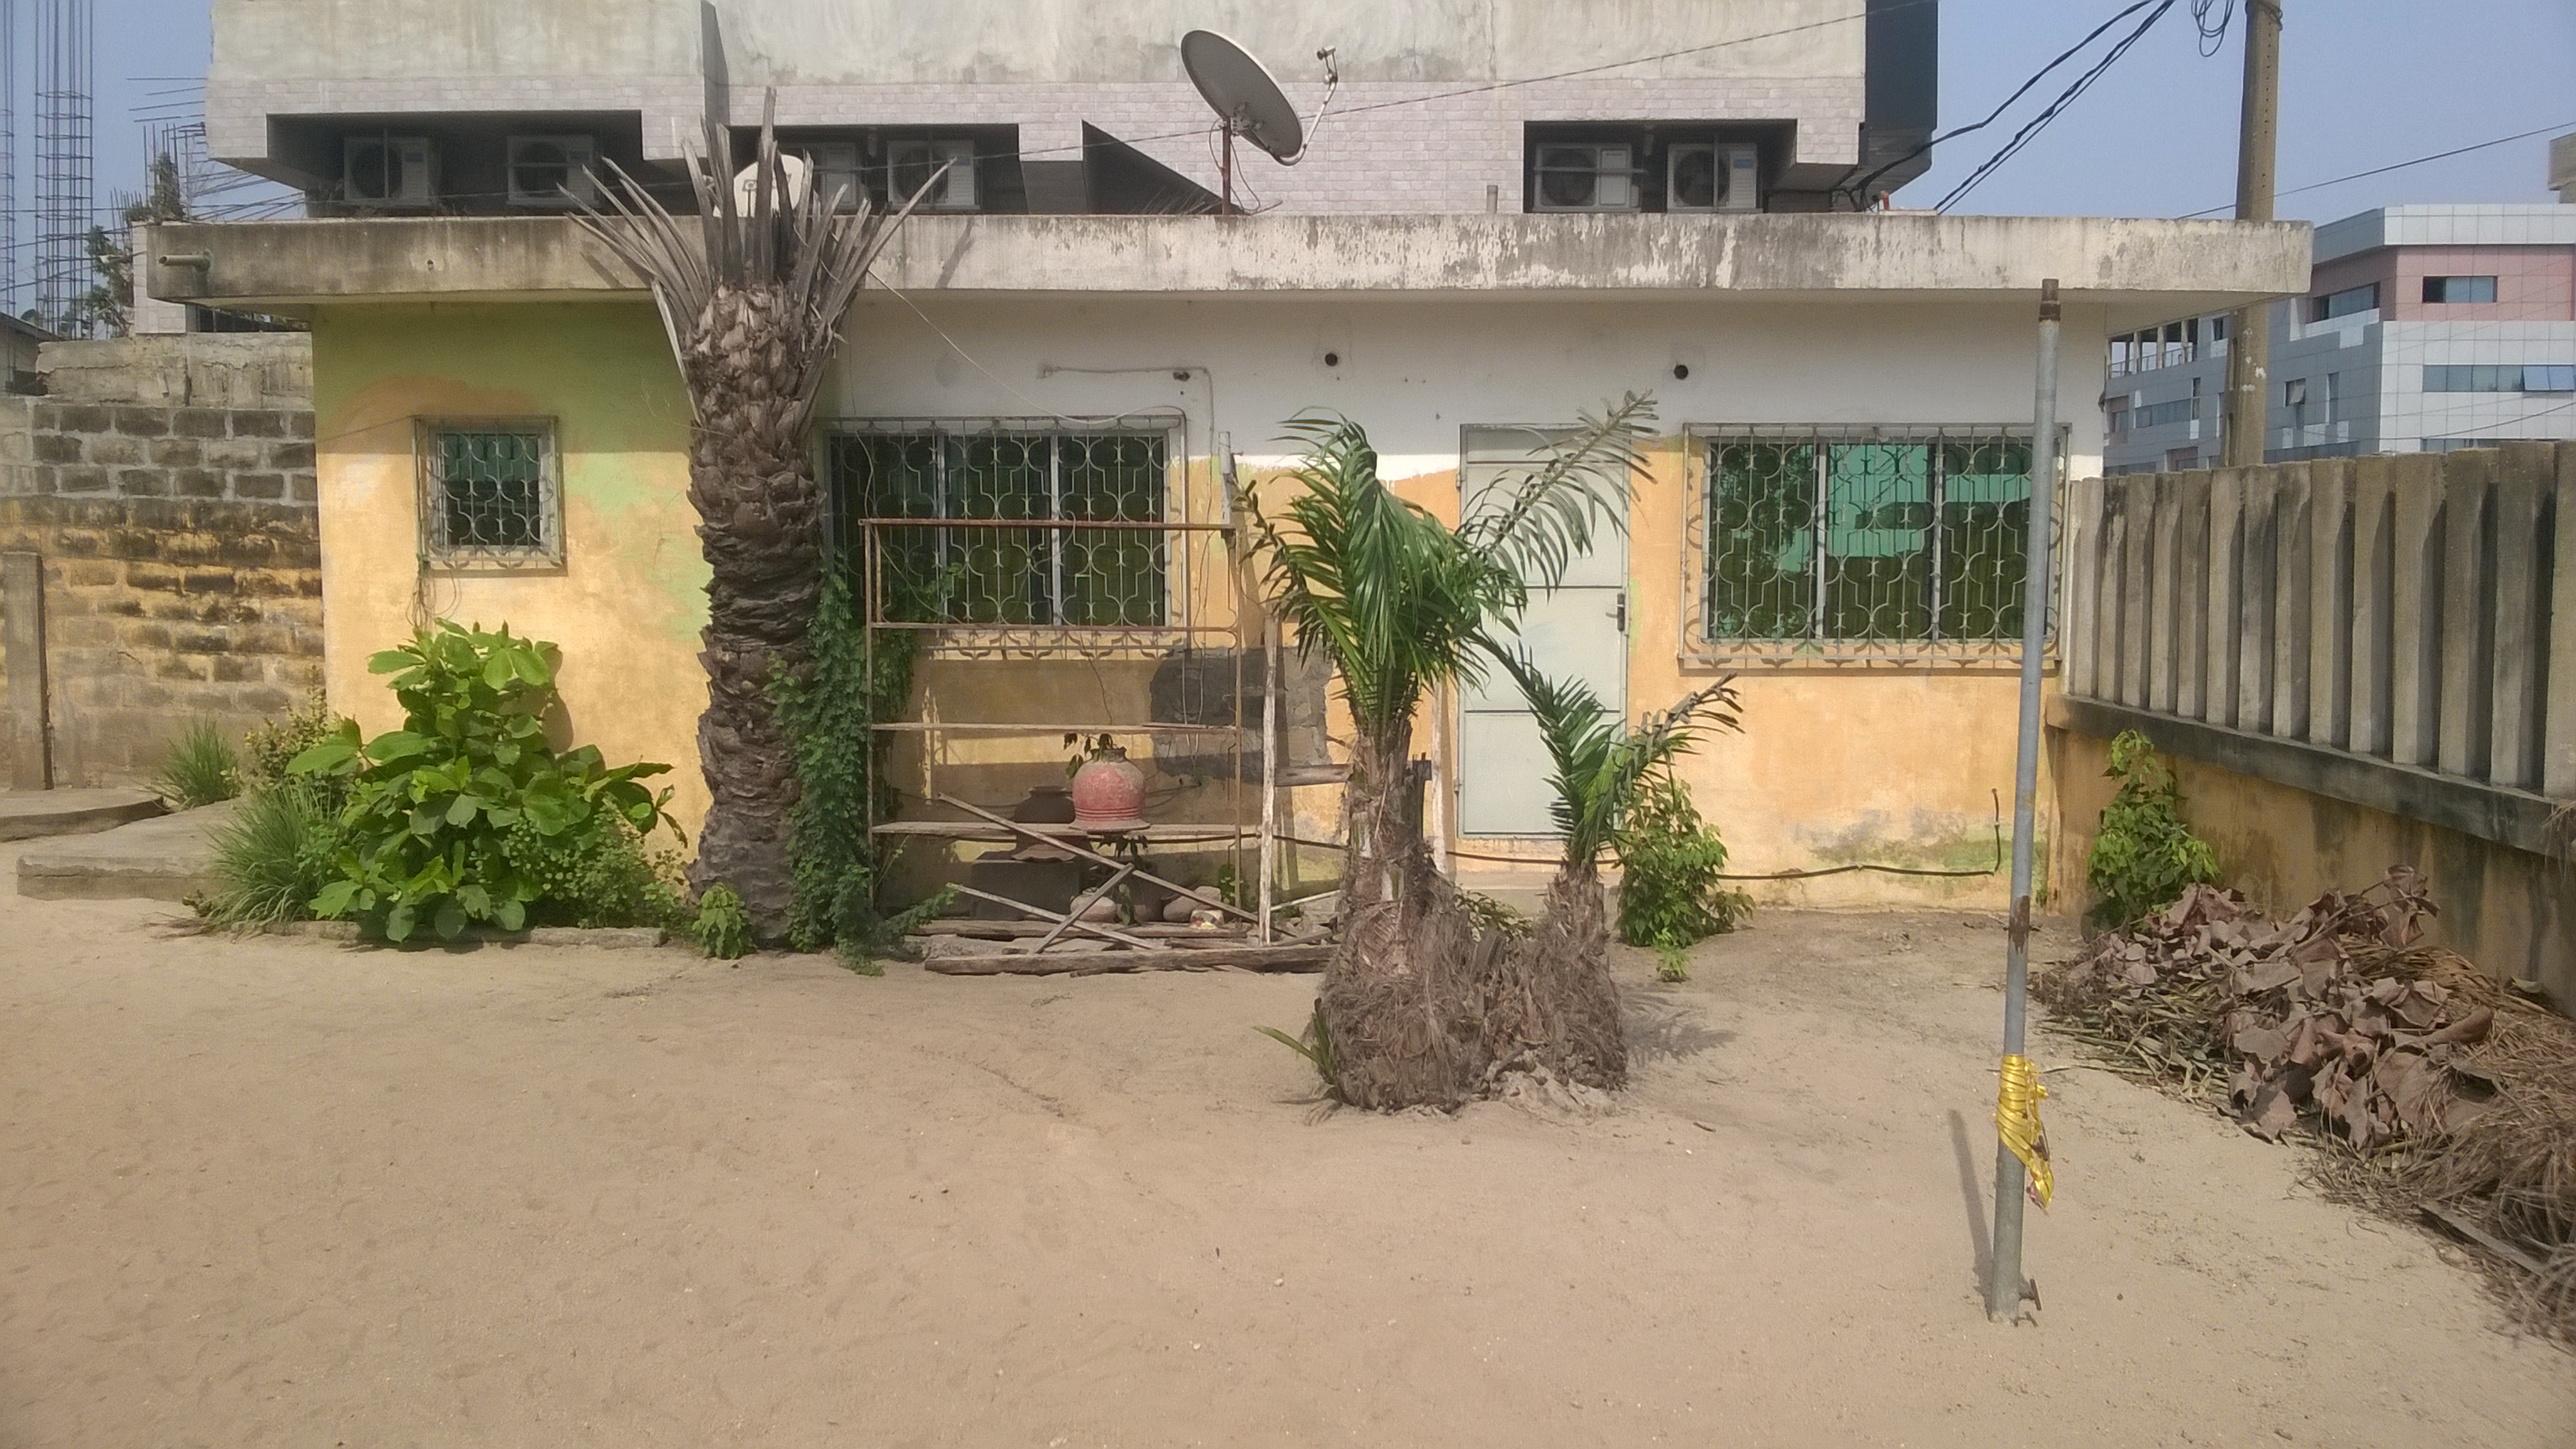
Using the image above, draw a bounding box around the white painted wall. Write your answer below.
[828,293,2110,482]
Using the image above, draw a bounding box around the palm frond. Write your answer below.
[1456,392,1658,594]
[1492,647,1743,867]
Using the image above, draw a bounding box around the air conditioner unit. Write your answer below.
[797,141,865,212]
[1531,143,1635,212]
[1666,143,1761,213]
[506,134,597,208]
[344,134,436,209]
[887,138,976,210]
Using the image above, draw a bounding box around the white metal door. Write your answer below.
[1456,428,1628,836]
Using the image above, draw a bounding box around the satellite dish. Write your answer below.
[732,152,811,216]
[1182,29,1306,164]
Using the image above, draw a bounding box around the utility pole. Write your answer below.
[2220,0,2283,468]
[1986,279,2060,1322]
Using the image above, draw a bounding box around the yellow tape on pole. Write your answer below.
[1996,1053,2054,1209]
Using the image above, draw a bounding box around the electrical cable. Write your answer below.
[2172,118,2576,219]
[1836,0,2164,208]
[1936,0,2184,213]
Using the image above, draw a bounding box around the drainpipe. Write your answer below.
[1987,278,2060,1322]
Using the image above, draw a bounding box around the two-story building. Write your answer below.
[153,0,2306,908]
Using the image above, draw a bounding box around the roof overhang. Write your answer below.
[144,212,2314,330]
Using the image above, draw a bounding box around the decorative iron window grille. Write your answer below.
[1688,426,2058,662]
[825,423,1173,629]
[418,421,561,568]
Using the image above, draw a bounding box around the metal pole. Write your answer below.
[1259,611,1280,944]
[2220,0,2282,469]
[1987,278,2060,1322]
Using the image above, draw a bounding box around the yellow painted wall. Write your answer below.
[306,342,2048,906]
[310,303,712,833]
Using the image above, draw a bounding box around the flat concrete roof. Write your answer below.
[146,212,2312,326]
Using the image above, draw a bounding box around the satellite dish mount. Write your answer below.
[1182,30,1334,216]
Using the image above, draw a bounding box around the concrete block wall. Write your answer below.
[2052,441,2573,999]
[0,335,325,789]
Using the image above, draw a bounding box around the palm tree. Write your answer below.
[577,101,925,937]
[1247,395,1654,1107]
[1493,655,1741,1082]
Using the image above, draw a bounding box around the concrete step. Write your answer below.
[16,801,235,901]
[0,787,167,842]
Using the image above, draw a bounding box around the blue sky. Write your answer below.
[80,0,2576,222]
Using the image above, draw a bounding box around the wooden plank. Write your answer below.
[943,883,1160,950]
[912,918,1251,940]
[934,792,1261,925]
[927,944,1332,977]
[2,552,47,791]
[872,821,1248,840]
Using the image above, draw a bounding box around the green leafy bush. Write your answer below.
[1654,943,1690,984]
[1614,772,1752,950]
[693,884,750,959]
[154,720,241,808]
[2084,730,2220,931]
[290,622,678,943]
[198,782,343,927]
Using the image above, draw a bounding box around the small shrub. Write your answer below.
[506,815,691,931]
[1614,772,1752,950]
[242,689,343,794]
[153,720,241,808]
[693,884,751,959]
[1255,1000,1338,1091]
[291,622,678,943]
[197,782,342,927]
[2084,730,2220,932]
[1654,943,1690,983]
[1456,888,1533,941]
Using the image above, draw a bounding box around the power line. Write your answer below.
[1839,0,2165,206]
[2174,119,2576,219]
[1937,0,2184,212]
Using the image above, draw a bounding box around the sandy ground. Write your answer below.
[3,861,2570,1448]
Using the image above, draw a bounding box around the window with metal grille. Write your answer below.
[1698,429,2038,654]
[421,423,559,566]
[826,426,1168,626]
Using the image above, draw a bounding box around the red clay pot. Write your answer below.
[1070,748,1149,834]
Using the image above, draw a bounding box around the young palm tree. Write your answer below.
[1247,395,1654,1107]
[1493,656,1741,1081]
[577,104,925,936]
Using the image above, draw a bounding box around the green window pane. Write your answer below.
[1706,441,1816,640]
[1820,442,1931,641]
[1938,438,2031,641]
[435,430,546,553]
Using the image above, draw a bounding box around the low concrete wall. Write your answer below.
[0,335,323,788]
[2050,709,2570,1002]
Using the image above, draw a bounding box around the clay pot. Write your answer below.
[1070,747,1149,834]
[1008,784,1082,862]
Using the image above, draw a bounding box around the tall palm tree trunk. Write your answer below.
[579,101,923,939]
[684,286,826,927]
